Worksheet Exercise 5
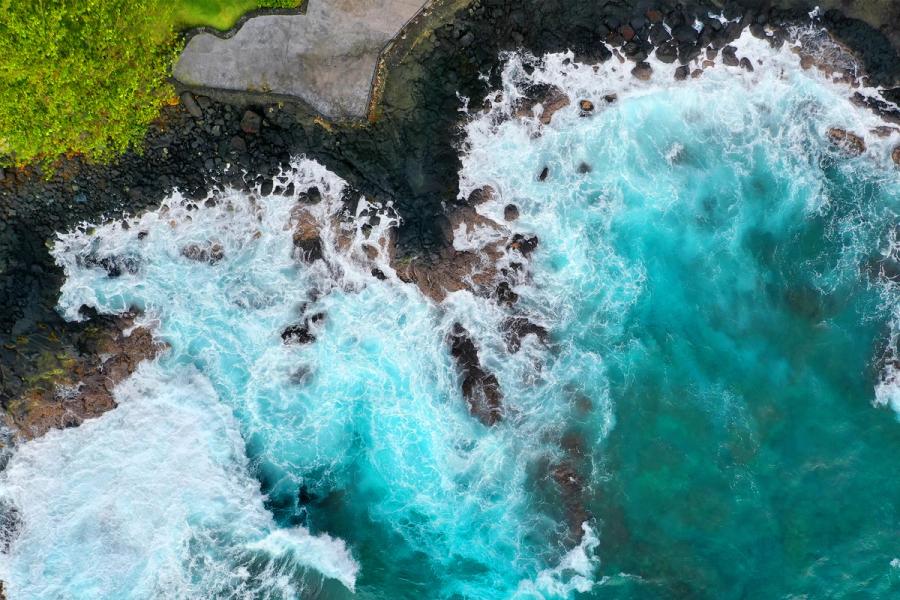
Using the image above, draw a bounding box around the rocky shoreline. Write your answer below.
[2,0,899,444]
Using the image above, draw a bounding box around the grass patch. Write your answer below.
[174,0,300,31]
[0,0,300,168]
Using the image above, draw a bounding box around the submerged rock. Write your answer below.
[503,203,519,221]
[508,233,539,257]
[495,281,519,306]
[0,500,23,553]
[501,316,549,352]
[181,241,225,264]
[448,323,503,426]
[281,311,325,345]
[893,145,900,165]
[281,323,316,345]
[84,254,140,278]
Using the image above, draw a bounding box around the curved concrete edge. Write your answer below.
[177,2,309,44]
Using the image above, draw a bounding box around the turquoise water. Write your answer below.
[2,33,900,599]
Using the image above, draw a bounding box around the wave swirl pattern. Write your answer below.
[2,30,899,600]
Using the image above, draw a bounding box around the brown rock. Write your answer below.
[539,90,570,124]
[579,99,594,113]
[827,128,866,155]
[240,110,262,134]
[646,9,663,23]
[631,62,652,80]
[4,313,164,441]
[290,205,324,262]
[467,185,495,206]
[503,204,519,221]
[892,145,900,165]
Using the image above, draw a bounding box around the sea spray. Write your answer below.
[457,26,900,597]
[1,24,899,600]
[0,362,359,598]
[3,158,610,598]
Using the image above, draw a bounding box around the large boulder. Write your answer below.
[631,61,653,80]
[291,206,325,262]
[827,128,866,155]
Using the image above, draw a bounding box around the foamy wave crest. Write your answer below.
[514,523,600,599]
[25,156,616,598]
[0,362,358,597]
[246,528,359,592]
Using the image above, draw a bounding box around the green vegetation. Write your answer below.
[0,0,298,168]
[174,0,300,31]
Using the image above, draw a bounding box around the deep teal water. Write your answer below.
[2,34,899,599]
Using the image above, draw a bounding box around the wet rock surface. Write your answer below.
[0,311,164,442]
[827,127,868,154]
[448,323,503,426]
[515,83,571,124]
[501,316,549,352]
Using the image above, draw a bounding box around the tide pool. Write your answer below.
[1,29,899,600]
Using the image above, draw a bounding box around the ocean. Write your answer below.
[1,30,898,599]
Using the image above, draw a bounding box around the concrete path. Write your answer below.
[174,0,428,120]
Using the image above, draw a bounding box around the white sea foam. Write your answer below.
[0,362,358,598]
[514,523,601,598]
[5,20,900,600]
[6,156,618,598]
[458,25,900,431]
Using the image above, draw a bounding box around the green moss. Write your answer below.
[22,350,77,389]
[173,0,301,31]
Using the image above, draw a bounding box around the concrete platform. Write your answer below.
[174,0,428,120]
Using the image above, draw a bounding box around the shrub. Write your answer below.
[0,0,181,167]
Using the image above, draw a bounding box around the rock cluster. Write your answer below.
[2,0,899,446]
